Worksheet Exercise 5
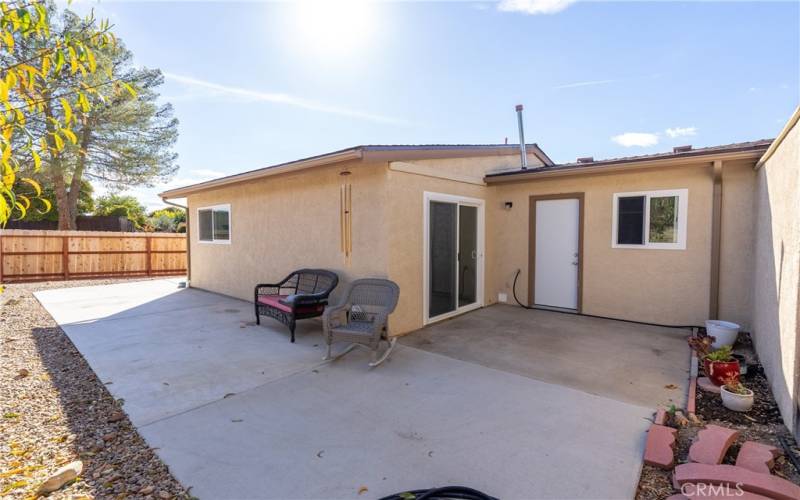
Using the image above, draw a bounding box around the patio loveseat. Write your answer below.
[255,269,339,342]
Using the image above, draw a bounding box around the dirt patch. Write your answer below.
[1,279,191,499]
[636,333,800,499]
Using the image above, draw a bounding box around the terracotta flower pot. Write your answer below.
[703,358,740,386]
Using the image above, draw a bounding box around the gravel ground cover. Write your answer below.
[1,279,191,499]
[636,332,800,499]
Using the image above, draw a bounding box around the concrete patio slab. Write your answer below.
[401,304,691,409]
[36,279,659,499]
[142,346,651,499]
[35,280,327,426]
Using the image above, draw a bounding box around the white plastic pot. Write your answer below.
[721,385,754,412]
[705,320,740,348]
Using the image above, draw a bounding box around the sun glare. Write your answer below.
[292,0,377,56]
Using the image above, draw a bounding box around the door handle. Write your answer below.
[471,250,477,260]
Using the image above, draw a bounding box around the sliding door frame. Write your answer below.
[422,191,485,326]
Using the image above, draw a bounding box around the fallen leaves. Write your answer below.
[106,411,125,423]
[14,368,29,379]
[358,485,369,495]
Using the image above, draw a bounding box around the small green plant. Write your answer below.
[705,345,734,362]
[722,376,750,395]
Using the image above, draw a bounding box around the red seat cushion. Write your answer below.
[257,295,325,314]
[258,295,292,313]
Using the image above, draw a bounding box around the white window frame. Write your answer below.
[197,203,231,245]
[611,189,688,250]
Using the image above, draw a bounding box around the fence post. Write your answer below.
[0,233,4,283]
[145,236,152,276]
[62,235,69,280]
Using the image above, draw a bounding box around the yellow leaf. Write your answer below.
[2,167,15,188]
[69,46,78,74]
[31,149,41,171]
[53,133,64,151]
[37,197,52,214]
[60,128,77,144]
[17,194,30,210]
[122,82,137,99]
[20,178,42,197]
[41,54,50,76]
[60,98,72,125]
[13,201,26,220]
[86,48,96,72]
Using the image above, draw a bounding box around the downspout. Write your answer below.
[709,160,723,319]
[162,198,191,285]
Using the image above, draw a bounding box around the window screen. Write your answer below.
[649,196,678,243]
[198,209,213,241]
[617,196,645,245]
[213,209,230,241]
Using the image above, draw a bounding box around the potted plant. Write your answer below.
[721,377,754,412]
[688,338,741,386]
[703,346,741,386]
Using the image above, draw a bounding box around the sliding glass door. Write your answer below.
[425,193,484,323]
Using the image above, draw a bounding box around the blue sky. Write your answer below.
[69,1,799,209]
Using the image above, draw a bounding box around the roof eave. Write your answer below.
[485,149,767,184]
[160,147,364,199]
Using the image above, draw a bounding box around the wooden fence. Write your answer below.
[0,229,187,283]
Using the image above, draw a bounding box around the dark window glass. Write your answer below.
[617,196,645,244]
[198,209,213,241]
[213,210,230,240]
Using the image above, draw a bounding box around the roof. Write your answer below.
[486,139,774,181]
[160,143,553,198]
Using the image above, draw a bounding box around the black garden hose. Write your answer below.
[512,269,702,331]
[378,485,498,500]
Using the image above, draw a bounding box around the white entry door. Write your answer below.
[534,198,580,310]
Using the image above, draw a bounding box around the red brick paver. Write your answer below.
[655,408,668,426]
[644,423,677,469]
[673,463,800,500]
[735,441,781,474]
[689,425,740,465]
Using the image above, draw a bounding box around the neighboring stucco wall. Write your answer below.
[187,160,389,304]
[489,165,717,326]
[751,116,800,437]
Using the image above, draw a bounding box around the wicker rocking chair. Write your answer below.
[322,278,400,367]
[255,269,339,343]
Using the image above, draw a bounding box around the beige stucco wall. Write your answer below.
[751,117,800,437]
[718,160,758,329]
[489,164,720,326]
[187,160,389,304]
[184,150,759,340]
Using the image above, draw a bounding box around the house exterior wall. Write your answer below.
[488,163,755,327]
[751,114,800,437]
[182,149,760,341]
[186,160,389,304]
[384,153,544,334]
[718,160,758,329]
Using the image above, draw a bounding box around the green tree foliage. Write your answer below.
[9,6,178,229]
[0,1,120,226]
[147,206,185,233]
[94,193,145,229]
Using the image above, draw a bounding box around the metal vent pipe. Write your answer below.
[515,104,528,170]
